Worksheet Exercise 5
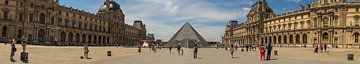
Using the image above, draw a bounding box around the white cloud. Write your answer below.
[118,0,251,41]
[287,0,302,2]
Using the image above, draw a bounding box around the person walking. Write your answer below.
[169,46,172,53]
[10,39,17,62]
[259,44,266,61]
[83,43,90,59]
[266,43,273,60]
[193,44,198,58]
[177,43,181,55]
[230,45,235,58]
[138,46,142,53]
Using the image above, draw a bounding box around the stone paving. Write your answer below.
[92,47,360,64]
[0,43,359,64]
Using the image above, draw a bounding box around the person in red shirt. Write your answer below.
[259,44,266,60]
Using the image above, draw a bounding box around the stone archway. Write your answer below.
[296,34,301,44]
[38,29,45,43]
[303,34,308,47]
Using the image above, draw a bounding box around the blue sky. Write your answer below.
[59,0,316,42]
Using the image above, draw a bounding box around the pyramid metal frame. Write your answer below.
[167,22,207,47]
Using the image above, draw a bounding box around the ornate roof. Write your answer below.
[98,0,121,13]
[249,0,274,13]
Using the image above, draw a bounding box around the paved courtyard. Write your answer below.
[0,43,359,64]
[92,47,360,64]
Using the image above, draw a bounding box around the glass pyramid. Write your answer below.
[167,22,207,47]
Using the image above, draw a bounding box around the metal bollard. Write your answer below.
[348,54,354,61]
[107,51,112,56]
[274,50,278,55]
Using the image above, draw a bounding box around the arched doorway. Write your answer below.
[290,35,294,44]
[68,33,73,43]
[60,32,66,42]
[322,33,329,44]
[75,33,80,43]
[273,36,276,44]
[82,34,86,43]
[296,34,300,44]
[38,29,45,43]
[303,34,308,47]
[278,36,282,46]
[39,13,46,24]
[283,35,287,45]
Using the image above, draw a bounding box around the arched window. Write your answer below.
[2,26,7,37]
[39,13,46,24]
[323,17,329,26]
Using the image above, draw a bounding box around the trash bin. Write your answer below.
[348,54,354,61]
[274,50,278,55]
[20,52,29,63]
[107,51,112,56]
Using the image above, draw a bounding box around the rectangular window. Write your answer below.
[5,0,9,5]
[29,14,34,22]
[18,13,24,21]
[3,11,8,20]
[51,17,55,25]
[357,8,359,12]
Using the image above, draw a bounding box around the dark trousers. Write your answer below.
[266,50,271,60]
[194,51,198,58]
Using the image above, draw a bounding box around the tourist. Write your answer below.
[216,44,219,49]
[10,39,17,62]
[138,46,142,53]
[320,44,324,52]
[230,45,235,58]
[246,45,249,52]
[83,43,90,59]
[169,46,172,53]
[177,43,181,55]
[193,44,198,58]
[21,36,27,52]
[259,44,266,60]
[314,43,319,53]
[324,44,328,52]
[266,43,273,60]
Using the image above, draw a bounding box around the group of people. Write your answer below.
[168,43,199,58]
[6,36,28,62]
[314,43,329,53]
[258,43,273,61]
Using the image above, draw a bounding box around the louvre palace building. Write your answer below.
[223,0,360,48]
[0,0,148,46]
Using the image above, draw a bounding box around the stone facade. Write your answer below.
[0,0,147,46]
[223,0,360,48]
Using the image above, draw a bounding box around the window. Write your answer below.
[29,14,34,22]
[354,15,360,26]
[355,33,359,43]
[57,18,62,26]
[51,17,55,25]
[5,0,9,5]
[2,26,7,37]
[3,11,8,19]
[18,13,24,21]
[356,8,359,12]
[39,13,46,24]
